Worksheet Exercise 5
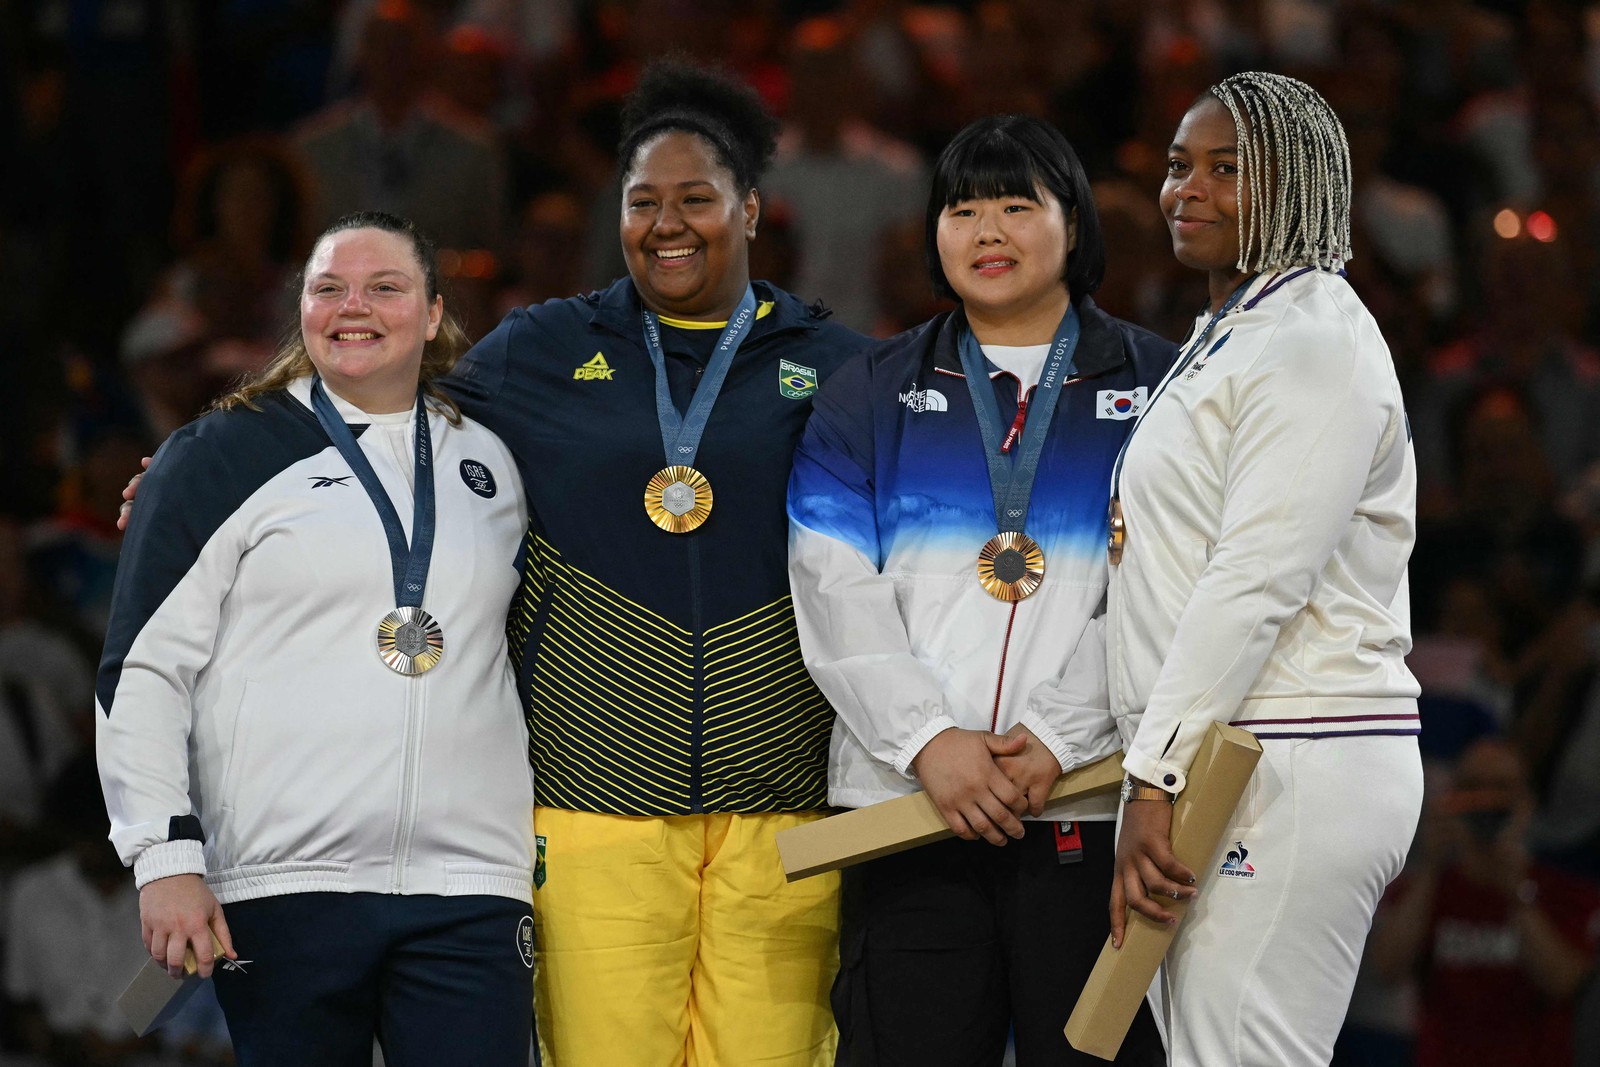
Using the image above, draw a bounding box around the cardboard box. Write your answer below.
[1064,722,1263,1060]
[118,932,228,1037]
[776,752,1125,881]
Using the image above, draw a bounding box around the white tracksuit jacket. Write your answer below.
[1109,267,1421,789]
[96,377,535,905]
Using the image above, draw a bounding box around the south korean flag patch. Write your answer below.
[1098,387,1148,420]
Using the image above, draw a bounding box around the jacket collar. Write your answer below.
[586,277,823,342]
[931,296,1130,381]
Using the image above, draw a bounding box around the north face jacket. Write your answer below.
[787,298,1175,817]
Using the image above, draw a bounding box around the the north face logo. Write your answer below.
[574,353,614,381]
[899,388,948,413]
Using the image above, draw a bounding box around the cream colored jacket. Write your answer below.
[1108,269,1421,793]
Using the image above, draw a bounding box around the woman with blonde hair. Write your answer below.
[99,211,536,1066]
[1108,73,1423,1066]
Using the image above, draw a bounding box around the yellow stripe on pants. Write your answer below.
[532,807,840,1067]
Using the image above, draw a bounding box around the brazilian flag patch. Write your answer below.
[779,359,818,400]
[534,835,547,889]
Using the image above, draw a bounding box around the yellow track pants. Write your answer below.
[532,807,840,1067]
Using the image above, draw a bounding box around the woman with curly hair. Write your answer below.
[447,60,874,1065]
[115,61,872,1065]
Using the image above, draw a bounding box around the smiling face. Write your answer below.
[935,186,1075,336]
[1161,95,1251,305]
[620,130,758,321]
[300,227,443,412]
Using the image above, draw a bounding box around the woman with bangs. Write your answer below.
[787,114,1172,1065]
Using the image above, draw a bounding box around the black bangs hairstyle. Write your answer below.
[617,58,781,193]
[925,115,1105,304]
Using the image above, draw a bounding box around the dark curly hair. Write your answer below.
[617,58,780,192]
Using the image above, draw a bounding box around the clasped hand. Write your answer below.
[911,723,1061,846]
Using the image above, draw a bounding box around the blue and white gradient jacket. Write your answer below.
[788,299,1176,816]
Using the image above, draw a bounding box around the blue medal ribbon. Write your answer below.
[958,303,1081,534]
[641,285,759,467]
[309,377,436,610]
[1109,275,1256,499]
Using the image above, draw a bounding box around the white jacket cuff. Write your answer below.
[1019,710,1081,774]
[894,714,960,777]
[1124,714,1220,793]
[133,840,207,889]
[1121,747,1186,794]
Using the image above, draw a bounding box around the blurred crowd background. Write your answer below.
[1,0,1597,1064]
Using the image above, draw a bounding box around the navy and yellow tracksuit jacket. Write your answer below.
[445,278,873,816]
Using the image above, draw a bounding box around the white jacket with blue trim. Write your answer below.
[788,300,1176,818]
[1109,269,1422,794]
[96,377,535,905]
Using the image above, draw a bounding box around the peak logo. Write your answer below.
[574,353,615,381]
[899,388,948,413]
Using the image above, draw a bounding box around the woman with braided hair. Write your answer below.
[1104,72,1424,1065]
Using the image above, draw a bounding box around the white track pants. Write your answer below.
[1155,734,1423,1067]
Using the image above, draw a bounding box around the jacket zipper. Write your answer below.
[594,316,805,815]
[991,379,1034,729]
[992,602,1019,731]
[390,676,425,892]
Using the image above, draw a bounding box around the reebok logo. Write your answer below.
[574,353,615,381]
[309,476,353,488]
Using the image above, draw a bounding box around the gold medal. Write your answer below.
[377,607,445,675]
[645,465,713,533]
[977,532,1046,601]
[1107,498,1125,565]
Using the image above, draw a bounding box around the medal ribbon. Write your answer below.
[1108,274,1258,500]
[641,284,759,467]
[310,377,436,609]
[958,303,1081,534]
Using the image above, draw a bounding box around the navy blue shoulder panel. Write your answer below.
[1096,307,1180,386]
[97,392,331,715]
[440,292,596,432]
[804,315,878,383]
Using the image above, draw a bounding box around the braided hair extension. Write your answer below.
[1210,72,1353,273]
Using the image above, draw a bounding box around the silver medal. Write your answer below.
[377,606,445,675]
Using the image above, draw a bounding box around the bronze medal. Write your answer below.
[977,531,1046,601]
[1107,498,1125,565]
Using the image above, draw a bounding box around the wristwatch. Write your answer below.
[1121,776,1174,804]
